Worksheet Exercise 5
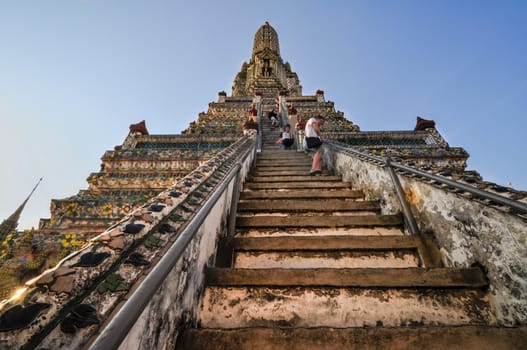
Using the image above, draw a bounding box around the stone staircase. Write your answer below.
[175,118,523,349]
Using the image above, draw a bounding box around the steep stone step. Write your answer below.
[253,165,311,176]
[236,214,402,228]
[255,170,318,176]
[257,156,309,162]
[249,175,341,182]
[246,182,351,190]
[240,189,364,200]
[198,286,493,328]
[253,166,312,172]
[257,160,312,167]
[216,235,427,269]
[205,267,487,287]
[258,152,308,159]
[237,227,406,237]
[177,326,527,350]
[238,199,379,212]
[226,233,443,268]
[226,235,422,250]
[232,250,420,269]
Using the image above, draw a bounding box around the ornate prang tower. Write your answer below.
[232,21,301,98]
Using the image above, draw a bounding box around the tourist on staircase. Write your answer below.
[304,115,325,175]
[275,124,294,150]
[295,116,306,152]
[268,109,279,127]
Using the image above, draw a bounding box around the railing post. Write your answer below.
[254,130,260,169]
[386,158,421,236]
[296,129,304,152]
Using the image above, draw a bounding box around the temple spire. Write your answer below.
[252,21,281,59]
[0,178,42,241]
[232,22,302,97]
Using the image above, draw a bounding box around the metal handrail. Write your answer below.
[89,140,256,350]
[386,163,421,235]
[326,141,527,213]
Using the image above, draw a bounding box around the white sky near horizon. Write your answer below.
[0,0,526,229]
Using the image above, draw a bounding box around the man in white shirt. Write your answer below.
[304,115,325,175]
[276,124,294,150]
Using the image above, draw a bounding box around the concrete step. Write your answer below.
[218,235,443,269]
[225,235,423,251]
[177,326,527,350]
[217,235,429,269]
[240,189,364,200]
[236,227,405,237]
[256,163,311,173]
[238,199,379,212]
[245,182,351,190]
[205,267,487,287]
[253,166,313,172]
[257,160,312,166]
[236,214,402,228]
[232,250,420,269]
[255,170,319,176]
[257,156,309,162]
[198,285,493,328]
[258,152,309,159]
[249,175,342,182]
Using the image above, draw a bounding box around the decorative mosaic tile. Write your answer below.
[50,275,75,293]
[108,237,124,250]
[124,252,150,266]
[97,273,128,294]
[149,204,165,212]
[0,303,50,332]
[72,252,111,268]
[123,224,145,234]
[143,235,163,249]
[158,223,175,234]
[60,304,99,334]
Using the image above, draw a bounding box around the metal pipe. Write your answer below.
[89,144,255,350]
[327,141,527,213]
[390,161,527,212]
[386,158,421,235]
[227,161,243,237]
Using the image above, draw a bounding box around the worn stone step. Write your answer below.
[246,182,351,190]
[236,214,402,228]
[218,235,442,269]
[249,175,342,182]
[198,286,493,328]
[253,166,313,172]
[257,156,309,162]
[258,152,308,159]
[205,267,487,288]
[238,199,379,212]
[176,326,527,350]
[257,160,312,166]
[233,250,420,269]
[240,189,364,200]
[237,227,405,237]
[227,235,421,251]
[255,170,318,176]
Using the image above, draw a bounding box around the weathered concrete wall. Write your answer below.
[324,145,527,326]
[119,149,255,349]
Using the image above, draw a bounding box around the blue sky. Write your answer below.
[1,1,526,229]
